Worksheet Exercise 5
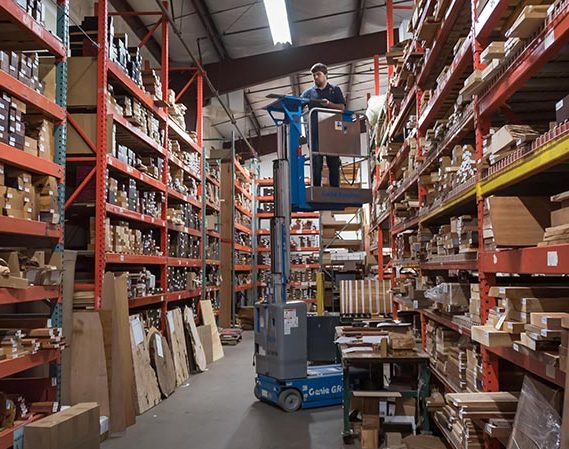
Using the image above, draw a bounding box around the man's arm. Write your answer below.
[321,98,345,111]
[322,85,346,111]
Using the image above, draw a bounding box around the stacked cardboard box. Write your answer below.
[102,218,161,256]
[141,67,163,101]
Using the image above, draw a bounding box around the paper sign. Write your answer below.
[131,318,144,346]
[155,334,164,358]
[167,311,175,331]
[547,251,558,267]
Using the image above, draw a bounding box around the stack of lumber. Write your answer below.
[237,306,254,330]
[435,392,518,449]
[506,4,551,39]
[482,125,539,165]
[483,196,551,249]
[425,283,470,313]
[540,190,569,246]
[220,328,243,345]
[472,286,569,372]
[469,284,481,325]
[0,316,65,359]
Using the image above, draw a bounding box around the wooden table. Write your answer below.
[339,346,431,444]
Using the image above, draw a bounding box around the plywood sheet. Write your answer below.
[129,315,161,414]
[197,325,213,365]
[166,308,190,386]
[147,327,176,397]
[101,273,136,432]
[199,300,224,362]
[70,312,110,419]
[183,306,207,372]
[60,250,77,406]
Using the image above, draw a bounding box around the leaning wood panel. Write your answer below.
[200,299,224,361]
[129,315,161,414]
[183,306,207,372]
[166,308,190,386]
[70,311,110,419]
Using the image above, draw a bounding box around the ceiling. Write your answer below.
[113,0,412,145]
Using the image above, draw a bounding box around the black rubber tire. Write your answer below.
[278,389,302,412]
[254,384,263,401]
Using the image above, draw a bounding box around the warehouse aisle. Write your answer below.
[103,332,345,449]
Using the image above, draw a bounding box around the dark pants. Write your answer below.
[312,154,340,187]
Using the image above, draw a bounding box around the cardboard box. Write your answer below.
[24,402,100,449]
[67,57,98,107]
[24,136,38,156]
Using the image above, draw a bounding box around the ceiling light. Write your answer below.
[263,0,292,45]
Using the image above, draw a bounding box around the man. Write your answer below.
[301,63,346,188]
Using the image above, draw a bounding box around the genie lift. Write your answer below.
[253,96,371,412]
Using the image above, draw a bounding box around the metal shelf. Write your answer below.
[478,2,569,117]
[167,257,202,268]
[107,155,166,192]
[418,34,472,133]
[0,141,64,179]
[389,86,417,139]
[481,244,569,274]
[235,244,253,253]
[112,112,166,157]
[0,70,65,122]
[0,350,59,379]
[167,223,201,237]
[206,200,221,212]
[235,181,253,200]
[108,61,167,122]
[235,264,253,271]
[487,345,565,388]
[421,309,471,337]
[235,202,252,217]
[167,118,201,153]
[235,222,252,235]
[416,0,468,88]
[168,154,202,183]
[480,124,569,197]
[106,203,166,227]
[0,2,66,57]
[106,253,166,265]
[421,256,478,271]
[0,216,61,239]
[234,283,253,292]
[206,229,221,239]
[0,286,60,305]
[206,173,220,187]
[167,188,202,209]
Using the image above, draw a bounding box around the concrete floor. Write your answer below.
[103,331,346,449]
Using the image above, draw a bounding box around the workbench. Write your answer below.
[337,330,431,444]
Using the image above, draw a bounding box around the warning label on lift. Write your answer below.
[283,309,299,335]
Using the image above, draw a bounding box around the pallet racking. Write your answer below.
[64,2,204,330]
[220,154,255,327]
[0,0,68,445]
[371,0,569,446]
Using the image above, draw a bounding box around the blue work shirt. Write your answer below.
[301,83,346,106]
[301,83,346,152]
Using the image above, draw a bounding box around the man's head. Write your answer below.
[311,63,328,88]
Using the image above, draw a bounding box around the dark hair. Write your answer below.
[310,63,328,75]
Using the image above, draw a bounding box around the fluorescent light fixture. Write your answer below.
[263,0,292,45]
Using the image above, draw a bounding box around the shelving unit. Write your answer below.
[64,2,204,327]
[254,177,321,308]
[220,152,255,327]
[371,0,569,446]
[0,0,68,445]
[203,155,221,308]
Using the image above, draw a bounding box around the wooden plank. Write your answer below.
[60,250,77,406]
[129,315,161,414]
[70,312,110,419]
[562,341,569,448]
[490,286,569,299]
[147,327,176,397]
[471,326,514,347]
[165,308,190,386]
[200,300,224,362]
[530,313,569,330]
[197,325,213,365]
[101,272,136,432]
[183,306,207,372]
